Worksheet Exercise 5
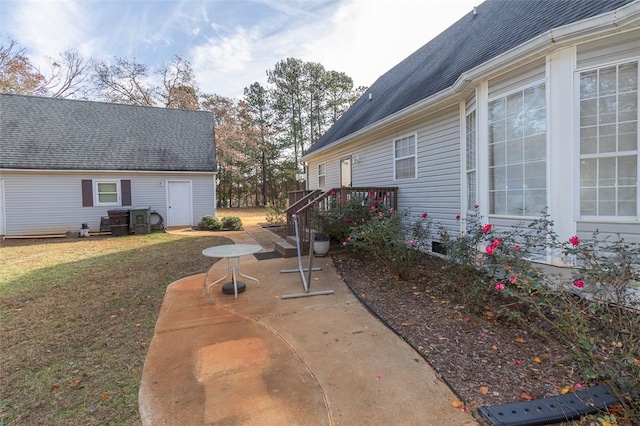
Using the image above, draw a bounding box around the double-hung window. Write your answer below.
[394,134,417,180]
[466,110,477,210]
[488,82,547,216]
[95,180,121,206]
[318,163,326,188]
[579,61,638,217]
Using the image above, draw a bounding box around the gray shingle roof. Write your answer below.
[1,94,217,172]
[305,0,637,156]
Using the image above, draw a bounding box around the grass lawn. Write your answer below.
[0,232,232,425]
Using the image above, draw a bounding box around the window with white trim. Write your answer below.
[488,82,547,216]
[318,163,326,188]
[466,110,477,210]
[394,134,417,180]
[95,180,121,206]
[579,61,638,217]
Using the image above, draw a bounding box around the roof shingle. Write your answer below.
[305,0,636,156]
[0,94,216,172]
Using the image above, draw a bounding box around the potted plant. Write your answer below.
[312,210,332,256]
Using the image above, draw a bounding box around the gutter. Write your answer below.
[301,0,640,162]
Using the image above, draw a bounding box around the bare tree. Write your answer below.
[161,56,199,110]
[92,57,156,106]
[44,49,90,98]
[0,35,46,96]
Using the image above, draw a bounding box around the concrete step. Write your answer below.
[274,241,298,258]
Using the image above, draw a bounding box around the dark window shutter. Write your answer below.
[121,180,132,206]
[82,180,93,207]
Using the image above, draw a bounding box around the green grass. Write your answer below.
[0,233,231,425]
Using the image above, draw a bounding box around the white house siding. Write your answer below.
[575,29,640,244]
[576,28,640,69]
[191,175,217,225]
[306,106,462,237]
[410,106,462,232]
[1,171,215,236]
[577,221,640,244]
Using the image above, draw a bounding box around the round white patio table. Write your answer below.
[202,244,261,303]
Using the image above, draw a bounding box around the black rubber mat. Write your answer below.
[478,384,619,426]
[253,251,282,261]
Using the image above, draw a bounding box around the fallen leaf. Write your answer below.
[72,379,82,387]
[452,400,463,408]
[515,337,525,344]
[533,356,542,363]
[560,386,572,394]
[479,386,489,394]
[401,322,410,326]
[491,345,499,351]
[100,392,110,400]
[135,322,141,327]
[51,384,60,391]
[520,391,535,400]
[634,359,640,365]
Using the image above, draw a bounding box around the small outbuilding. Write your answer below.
[0,94,217,237]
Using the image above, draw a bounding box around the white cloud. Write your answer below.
[7,0,92,67]
[2,0,478,99]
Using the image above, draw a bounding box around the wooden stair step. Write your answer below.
[274,241,298,258]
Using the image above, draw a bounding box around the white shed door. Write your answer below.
[167,181,192,227]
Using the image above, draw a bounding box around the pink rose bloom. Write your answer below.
[573,279,585,289]
[342,241,347,247]
[492,238,501,248]
[456,214,461,220]
[346,237,352,242]
[509,276,517,284]
[495,282,505,291]
[514,244,521,252]
[422,212,428,218]
[482,224,493,234]
[331,190,336,196]
[409,240,415,247]
[570,235,580,246]
[486,245,494,255]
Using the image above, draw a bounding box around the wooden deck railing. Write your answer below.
[286,187,399,249]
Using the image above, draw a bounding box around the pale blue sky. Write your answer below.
[1,0,478,98]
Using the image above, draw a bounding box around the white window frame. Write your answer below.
[466,109,477,212]
[393,133,417,180]
[317,163,326,189]
[576,59,639,220]
[488,80,547,217]
[94,180,121,206]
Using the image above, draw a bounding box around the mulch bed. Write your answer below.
[332,252,587,421]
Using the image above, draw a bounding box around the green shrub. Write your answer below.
[221,216,243,231]
[348,209,430,280]
[265,201,286,225]
[198,215,222,231]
